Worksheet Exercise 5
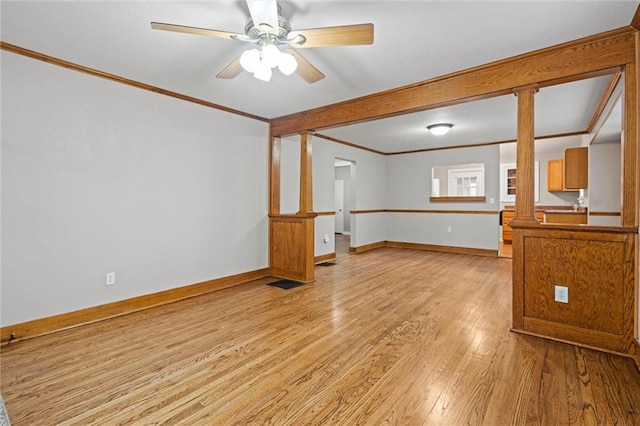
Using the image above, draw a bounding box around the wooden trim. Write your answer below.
[587,72,622,133]
[350,209,386,214]
[589,211,621,217]
[351,209,498,215]
[0,42,269,123]
[315,211,336,216]
[349,241,386,253]
[0,268,270,345]
[386,241,498,257]
[271,28,633,136]
[429,196,486,202]
[622,60,639,227]
[386,209,497,215]
[314,253,337,264]
[511,328,636,360]
[634,341,640,373]
[631,3,640,31]
[314,133,385,155]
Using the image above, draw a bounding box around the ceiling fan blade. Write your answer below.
[246,0,279,34]
[151,22,248,41]
[216,57,243,79]
[289,24,374,48]
[282,49,325,84]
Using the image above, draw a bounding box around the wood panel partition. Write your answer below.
[268,133,317,283]
[512,224,637,355]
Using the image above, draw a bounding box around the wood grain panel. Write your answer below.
[589,211,621,217]
[271,29,633,136]
[523,236,625,335]
[512,223,637,355]
[269,214,316,283]
[0,268,270,344]
[513,87,537,223]
[0,42,268,123]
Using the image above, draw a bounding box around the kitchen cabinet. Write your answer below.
[544,210,588,224]
[547,147,588,191]
[502,210,544,243]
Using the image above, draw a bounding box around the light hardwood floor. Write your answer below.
[2,247,639,425]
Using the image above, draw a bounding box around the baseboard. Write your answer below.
[386,241,498,257]
[315,252,337,264]
[349,241,387,253]
[348,240,498,257]
[1,268,270,345]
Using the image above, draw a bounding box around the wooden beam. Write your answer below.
[271,28,634,136]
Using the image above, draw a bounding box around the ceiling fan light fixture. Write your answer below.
[278,52,297,75]
[240,48,261,73]
[427,123,453,136]
[261,43,281,68]
[253,62,273,81]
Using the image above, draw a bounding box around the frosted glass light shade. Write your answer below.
[427,123,453,136]
[261,43,281,68]
[253,62,272,81]
[278,52,297,76]
[240,48,261,73]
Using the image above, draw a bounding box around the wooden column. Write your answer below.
[621,59,638,227]
[268,132,316,283]
[269,134,281,215]
[298,132,313,214]
[512,86,538,223]
[511,85,538,331]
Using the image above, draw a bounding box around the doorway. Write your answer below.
[335,158,355,254]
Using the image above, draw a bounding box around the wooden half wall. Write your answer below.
[268,133,316,283]
[512,224,637,355]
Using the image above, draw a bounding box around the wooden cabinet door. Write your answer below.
[547,159,565,191]
[564,147,588,189]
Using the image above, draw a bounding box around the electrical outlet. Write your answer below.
[554,285,568,303]
[323,234,330,244]
[447,226,452,233]
[490,198,495,204]
[106,272,116,286]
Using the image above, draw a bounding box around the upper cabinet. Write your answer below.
[547,147,588,191]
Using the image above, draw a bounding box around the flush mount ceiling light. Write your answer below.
[427,123,454,136]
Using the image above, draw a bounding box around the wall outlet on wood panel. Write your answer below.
[554,285,568,303]
[106,272,116,286]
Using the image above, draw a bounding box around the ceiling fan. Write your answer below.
[151,0,373,84]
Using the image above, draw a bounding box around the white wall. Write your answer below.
[588,142,621,226]
[313,138,386,256]
[1,52,269,326]
[386,144,500,250]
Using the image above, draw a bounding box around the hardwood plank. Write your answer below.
[2,248,639,424]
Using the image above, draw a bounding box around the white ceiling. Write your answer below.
[2,1,637,152]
